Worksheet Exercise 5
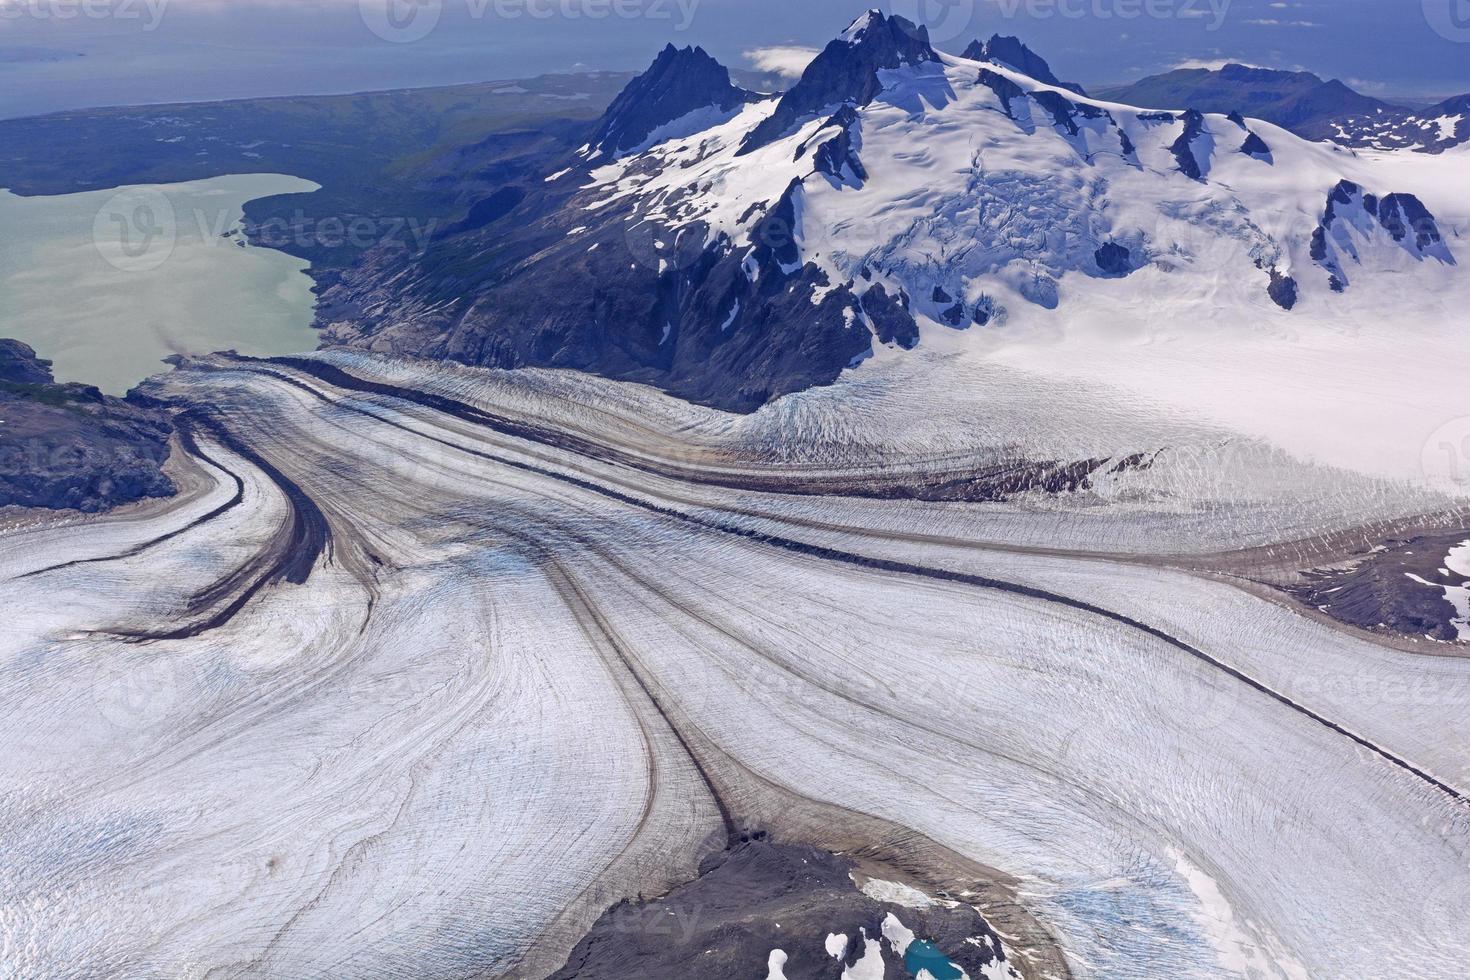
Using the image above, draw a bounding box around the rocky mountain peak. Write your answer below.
[738,10,936,155]
[588,43,748,159]
[962,34,1085,95]
[317,11,1463,416]
[839,8,885,41]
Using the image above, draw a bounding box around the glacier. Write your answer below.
[0,346,1467,978]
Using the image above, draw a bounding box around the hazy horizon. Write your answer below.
[1,0,1468,120]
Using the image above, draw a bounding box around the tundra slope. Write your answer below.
[1,348,1469,978]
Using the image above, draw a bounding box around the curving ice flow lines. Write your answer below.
[20,418,248,579]
[94,412,333,642]
[5,353,1470,980]
[233,356,1469,809]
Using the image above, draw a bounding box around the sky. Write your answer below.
[1,0,1467,119]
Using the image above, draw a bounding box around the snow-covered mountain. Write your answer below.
[320,10,1464,413]
[963,33,1086,96]
[587,43,753,160]
[1328,93,1470,153]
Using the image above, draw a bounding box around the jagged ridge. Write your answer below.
[588,43,750,159]
[962,34,1086,95]
[316,14,1462,414]
[738,10,937,155]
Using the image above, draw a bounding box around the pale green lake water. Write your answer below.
[0,174,322,394]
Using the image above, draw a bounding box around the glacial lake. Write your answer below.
[0,174,321,394]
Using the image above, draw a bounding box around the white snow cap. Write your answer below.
[842,8,887,41]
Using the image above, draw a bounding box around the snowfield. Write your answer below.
[583,42,1470,489]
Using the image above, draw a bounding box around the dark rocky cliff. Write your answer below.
[589,44,751,159]
[0,341,175,513]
